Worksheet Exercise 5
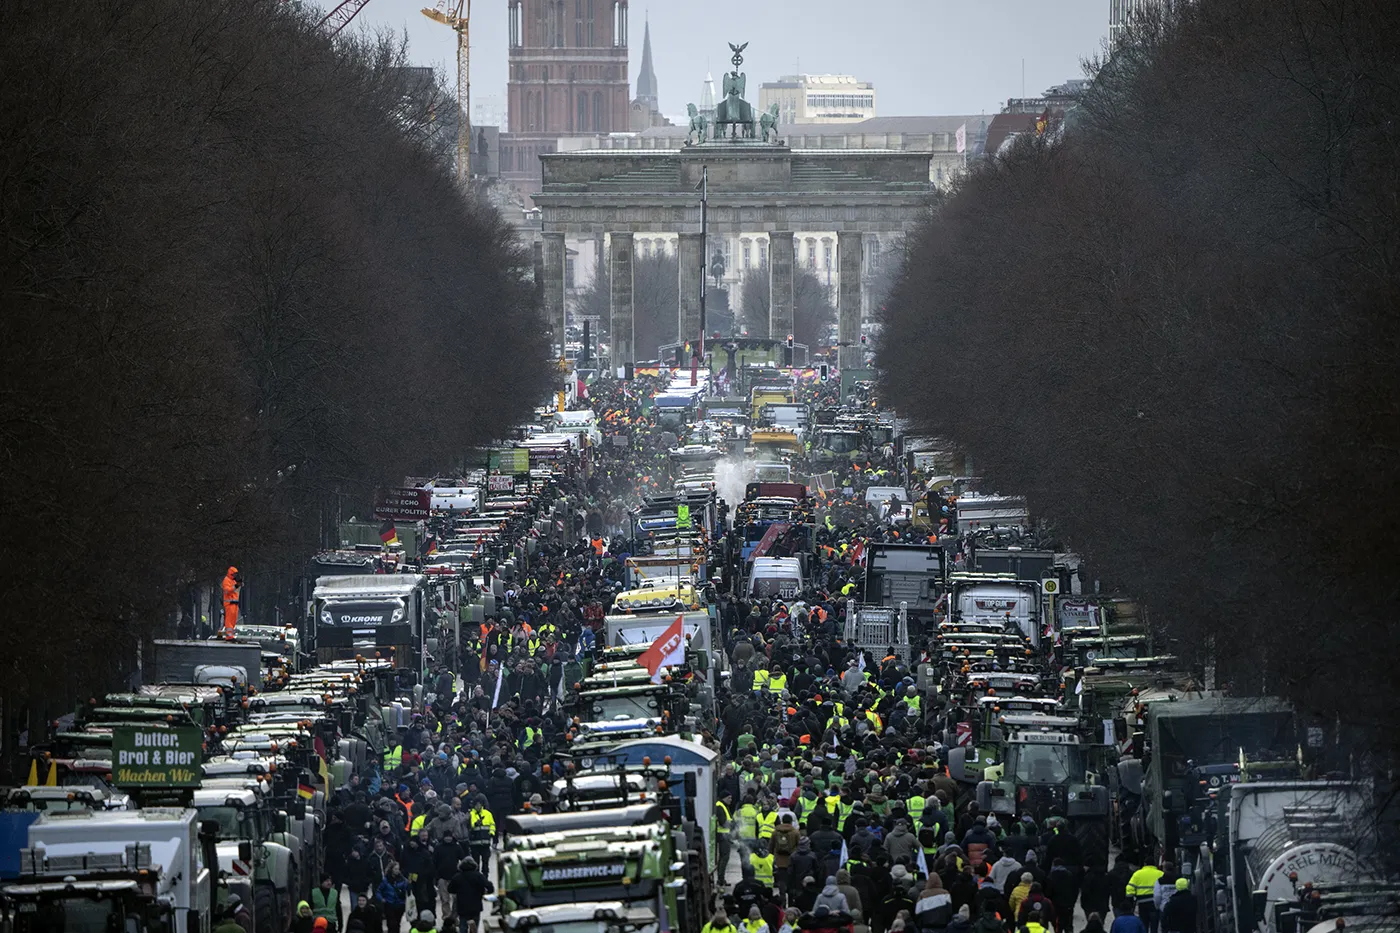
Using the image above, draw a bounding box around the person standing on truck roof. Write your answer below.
[221,566,241,635]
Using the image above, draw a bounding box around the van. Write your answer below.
[746,557,803,600]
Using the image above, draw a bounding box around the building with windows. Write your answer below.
[500,0,633,202]
[758,74,876,126]
[1110,0,1168,46]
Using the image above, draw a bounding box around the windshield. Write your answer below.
[197,804,250,837]
[820,433,861,453]
[750,577,799,599]
[1010,743,1082,785]
[11,895,129,933]
[61,774,110,789]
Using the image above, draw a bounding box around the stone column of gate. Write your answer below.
[769,232,795,341]
[677,233,704,353]
[837,232,864,370]
[542,232,568,360]
[609,231,635,371]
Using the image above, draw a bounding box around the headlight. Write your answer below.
[320,610,332,626]
[391,606,405,623]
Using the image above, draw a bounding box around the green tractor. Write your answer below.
[497,806,708,933]
[974,727,1111,866]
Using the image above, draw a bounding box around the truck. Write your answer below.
[950,572,1043,648]
[151,639,264,690]
[863,543,946,626]
[1197,781,1389,933]
[1118,696,1297,864]
[309,573,436,669]
[1,807,214,933]
[955,493,1030,532]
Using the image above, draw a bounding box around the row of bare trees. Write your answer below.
[0,1,553,698]
[878,0,1400,752]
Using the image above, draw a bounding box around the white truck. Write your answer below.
[950,572,1043,648]
[1205,781,1388,933]
[2,807,214,933]
[955,492,1030,532]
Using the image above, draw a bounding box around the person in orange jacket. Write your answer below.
[221,567,242,635]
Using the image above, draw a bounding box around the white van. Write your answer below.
[747,557,803,600]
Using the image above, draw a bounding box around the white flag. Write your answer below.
[839,839,849,867]
[916,845,929,878]
[955,123,967,154]
[491,664,505,708]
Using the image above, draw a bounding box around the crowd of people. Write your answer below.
[287,375,1191,933]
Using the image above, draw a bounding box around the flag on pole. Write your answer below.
[491,664,505,708]
[379,520,398,545]
[955,123,967,154]
[297,782,316,800]
[637,615,686,683]
[839,839,849,867]
[916,845,930,878]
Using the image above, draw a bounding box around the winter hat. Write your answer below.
[891,865,911,882]
[957,906,971,920]
[1022,872,1034,882]
[420,910,436,923]
[1176,878,1189,891]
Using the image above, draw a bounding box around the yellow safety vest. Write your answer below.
[838,801,854,831]
[907,794,926,823]
[743,920,768,933]
[411,813,427,832]
[471,808,496,834]
[905,695,922,714]
[383,745,403,769]
[865,710,883,732]
[749,851,775,885]
[752,670,771,691]
[756,811,777,840]
[824,794,842,815]
[737,803,759,839]
[716,802,732,835]
[769,672,788,693]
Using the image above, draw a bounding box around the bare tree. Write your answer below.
[876,0,1400,756]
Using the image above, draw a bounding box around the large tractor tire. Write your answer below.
[253,883,278,933]
[1073,817,1111,867]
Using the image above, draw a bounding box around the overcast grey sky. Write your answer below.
[357,0,1110,119]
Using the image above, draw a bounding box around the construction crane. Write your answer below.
[318,0,375,36]
[421,0,471,185]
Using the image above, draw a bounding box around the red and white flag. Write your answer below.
[637,615,686,683]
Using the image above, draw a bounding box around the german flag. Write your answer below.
[424,536,439,556]
[379,520,398,545]
[297,782,315,800]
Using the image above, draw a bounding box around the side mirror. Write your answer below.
[1113,718,1128,742]
[238,841,254,863]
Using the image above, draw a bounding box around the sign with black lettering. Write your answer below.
[112,725,203,788]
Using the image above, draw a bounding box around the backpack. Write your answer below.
[773,829,798,858]
[973,912,1006,933]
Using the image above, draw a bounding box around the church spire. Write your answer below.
[635,14,658,111]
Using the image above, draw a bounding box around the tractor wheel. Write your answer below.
[253,883,278,933]
[1073,817,1110,867]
